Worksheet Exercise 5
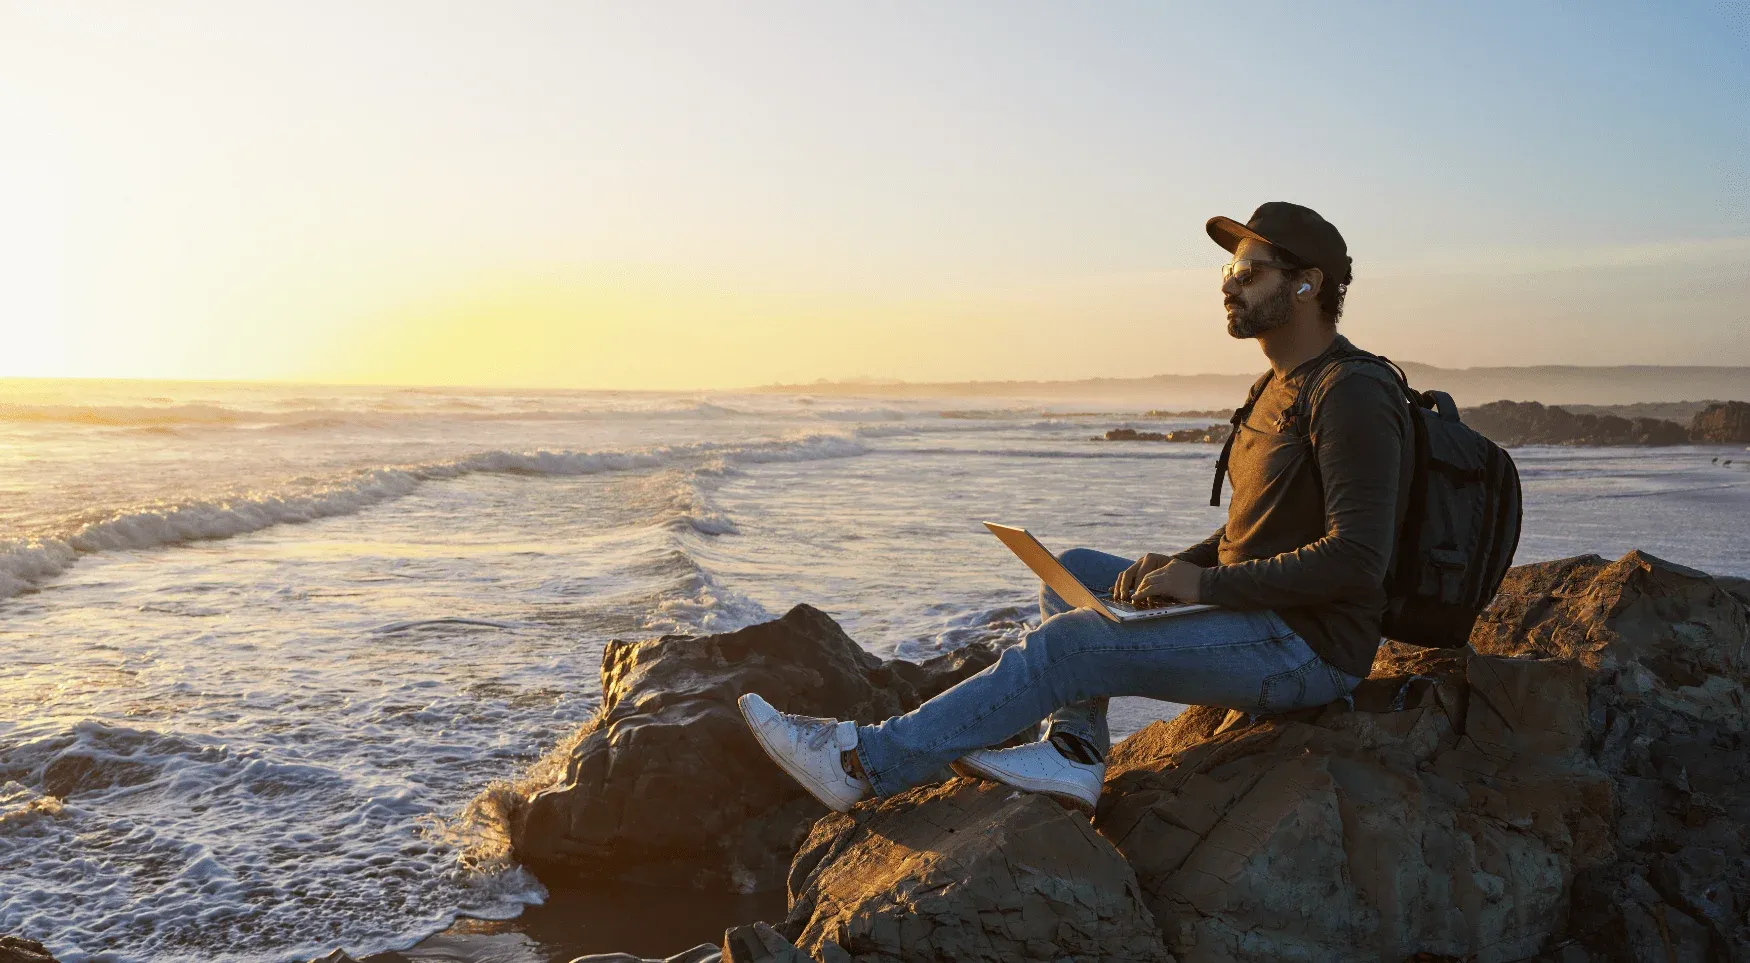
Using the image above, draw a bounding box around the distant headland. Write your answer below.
[754,363,1750,409]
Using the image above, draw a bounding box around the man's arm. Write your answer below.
[1196,369,1407,609]
[1172,525,1224,568]
[1114,526,1224,601]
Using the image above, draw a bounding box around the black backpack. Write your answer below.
[1210,349,1523,649]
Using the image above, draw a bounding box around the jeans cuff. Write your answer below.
[853,726,904,797]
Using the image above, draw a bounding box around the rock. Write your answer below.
[1098,645,1606,962]
[1462,400,1690,446]
[0,937,56,963]
[512,604,1005,892]
[1470,550,1750,727]
[775,778,1170,963]
[572,945,722,963]
[1098,426,1230,443]
[1719,575,1750,609]
[304,953,360,963]
[1142,409,1233,419]
[1090,550,1750,961]
[1690,400,1750,443]
[520,551,1750,960]
[721,923,810,963]
[1474,552,1750,962]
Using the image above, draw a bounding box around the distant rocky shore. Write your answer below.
[1096,425,1232,443]
[13,554,1750,962]
[1095,399,1750,447]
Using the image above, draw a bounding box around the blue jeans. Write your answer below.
[854,548,1364,797]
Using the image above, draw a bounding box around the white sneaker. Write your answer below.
[737,693,872,813]
[952,740,1105,811]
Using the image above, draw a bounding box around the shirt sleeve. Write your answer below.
[1196,367,1407,609]
[1172,525,1225,568]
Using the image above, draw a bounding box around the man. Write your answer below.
[739,202,1410,813]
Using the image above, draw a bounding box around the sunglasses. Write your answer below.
[1221,257,1300,286]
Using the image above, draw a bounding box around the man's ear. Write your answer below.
[1298,267,1324,300]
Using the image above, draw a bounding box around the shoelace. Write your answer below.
[780,710,840,752]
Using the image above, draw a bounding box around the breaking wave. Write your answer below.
[0,434,869,600]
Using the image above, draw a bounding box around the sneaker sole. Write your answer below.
[738,697,858,814]
[950,757,1099,814]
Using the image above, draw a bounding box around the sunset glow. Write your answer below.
[2,1,1746,388]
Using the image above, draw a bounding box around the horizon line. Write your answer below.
[5,357,1750,396]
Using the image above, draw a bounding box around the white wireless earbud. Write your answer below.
[1297,283,1312,295]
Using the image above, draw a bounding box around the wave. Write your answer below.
[0,719,543,962]
[0,403,255,428]
[0,398,948,433]
[880,444,1222,461]
[0,433,870,601]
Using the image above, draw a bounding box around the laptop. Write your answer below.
[984,522,1219,623]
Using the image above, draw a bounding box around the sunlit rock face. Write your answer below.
[511,604,1004,893]
[776,778,1170,963]
[499,551,1750,963]
[0,936,58,963]
[1090,550,1750,963]
[1690,401,1750,444]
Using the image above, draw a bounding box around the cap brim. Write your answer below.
[1206,215,1271,255]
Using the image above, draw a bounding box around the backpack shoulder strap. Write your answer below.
[1209,370,1275,507]
[1285,348,1412,439]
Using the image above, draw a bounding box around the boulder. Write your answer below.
[1689,400,1750,443]
[721,923,810,963]
[1098,643,1605,963]
[512,604,1004,892]
[1094,550,1750,963]
[572,945,722,963]
[775,778,1170,963]
[0,937,56,963]
[1480,553,1750,961]
[1463,401,1689,446]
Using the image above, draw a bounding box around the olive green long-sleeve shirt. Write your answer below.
[1176,336,1411,678]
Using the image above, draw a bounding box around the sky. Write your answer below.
[1,1,1746,390]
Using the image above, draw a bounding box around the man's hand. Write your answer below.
[1134,558,1204,605]
[1112,553,1172,602]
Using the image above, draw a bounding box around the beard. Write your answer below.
[1225,282,1294,339]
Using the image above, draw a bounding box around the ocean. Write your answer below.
[1,380,1746,963]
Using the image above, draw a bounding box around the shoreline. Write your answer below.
[362,883,785,963]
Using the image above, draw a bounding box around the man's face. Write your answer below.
[1222,238,1296,339]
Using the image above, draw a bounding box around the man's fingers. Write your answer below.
[1114,563,1139,599]
[1134,568,1176,603]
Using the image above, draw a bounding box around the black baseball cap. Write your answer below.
[1207,202,1352,286]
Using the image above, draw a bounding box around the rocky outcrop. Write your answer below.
[1085,550,1750,962]
[1473,551,1750,962]
[511,604,1005,892]
[680,551,1747,963]
[1463,400,1690,446]
[1098,642,1608,962]
[1690,401,1750,443]
[505,551,1750,963]
[774,779,1169,963]
[1098,426,1231,443]
[0,937,56,963]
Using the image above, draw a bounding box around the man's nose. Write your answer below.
[1220,274,1244,297]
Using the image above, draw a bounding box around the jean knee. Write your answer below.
[1056,547,1105,570]
[1025,608,1107,661]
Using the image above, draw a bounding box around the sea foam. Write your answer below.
[0,433,869,600]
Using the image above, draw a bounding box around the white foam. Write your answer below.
[0,434,871,601]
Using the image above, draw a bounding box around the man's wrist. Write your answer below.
[1194,567,1218,605]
